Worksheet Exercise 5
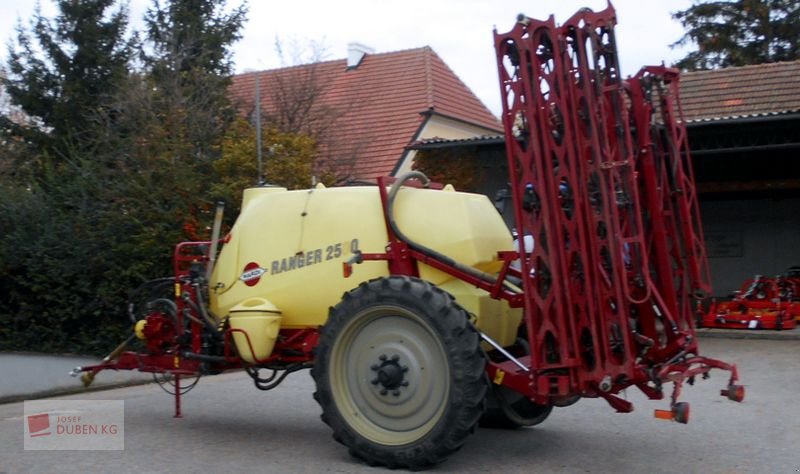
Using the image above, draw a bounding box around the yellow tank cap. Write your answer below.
[443,183,456,192]
[228,297,282,363]
[315,182,326,189]
[134,320,147,340]
[229,297,281,314]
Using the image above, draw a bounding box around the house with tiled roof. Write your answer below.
[679,60,800,124]
[228,45,501,183]
[679,60,800,193]
[409,60,800,296]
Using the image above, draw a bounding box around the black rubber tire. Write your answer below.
[480,384,553,429]
[312,276,488,470]
[673,402,690,424]
[552,394,581,408]
[480,386,519,429]
[479,337,553,429]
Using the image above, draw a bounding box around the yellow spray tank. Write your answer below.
[209,181,522,361]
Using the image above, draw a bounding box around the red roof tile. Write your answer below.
[679,60,800,123]
[229,47,501,181]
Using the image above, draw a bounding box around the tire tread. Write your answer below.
[311,276,487,470]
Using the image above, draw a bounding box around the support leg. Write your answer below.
[174,374,182,418]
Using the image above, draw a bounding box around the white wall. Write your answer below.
[393,115,500,176]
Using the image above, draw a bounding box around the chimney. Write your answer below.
[347,42,374,69]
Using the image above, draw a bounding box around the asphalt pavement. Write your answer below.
[1,337,798,473]
[1,327,798,405]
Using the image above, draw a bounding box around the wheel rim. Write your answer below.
[329,304,450,446]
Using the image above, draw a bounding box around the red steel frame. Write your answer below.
[489,5,741,415]
[78,241,319,416]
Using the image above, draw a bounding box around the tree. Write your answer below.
[0,1,142,354]
[2,0,134,157]
[0,157,136,353]
[671,0,800,70]
[111,0,250,241]
[252,37,366,184]
[0,0,252,355]
[268,37,334,138]
[211,118,321,215]
[142,0,247,163]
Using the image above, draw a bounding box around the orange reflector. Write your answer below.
[734,385,745,402]
[343,262,353,278]
[654,409,674,421]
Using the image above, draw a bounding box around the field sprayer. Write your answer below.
[72,5,743,469]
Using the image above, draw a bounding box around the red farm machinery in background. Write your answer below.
[701,269,800,330]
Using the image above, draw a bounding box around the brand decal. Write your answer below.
[240,262,267,286]
[270,239,360,276]
[238,240,360,283]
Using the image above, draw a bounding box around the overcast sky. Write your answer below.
[0,0,694,115]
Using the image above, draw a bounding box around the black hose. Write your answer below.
[127,277,175,323]
[386,172,498,285]
[246,363,313,391]
[184,291,223,340]
[181,351,227,363]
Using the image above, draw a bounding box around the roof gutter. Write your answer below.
[407,135,505,150]
[391,112,434,176]
[420,109,503,134]
[686,111,800,128]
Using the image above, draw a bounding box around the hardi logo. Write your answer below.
[240,262,266,286]
[27,413,51,437]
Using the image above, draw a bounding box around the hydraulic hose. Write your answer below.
[206,201,225,282]
[386,172,499,286]
[190,287,224,340]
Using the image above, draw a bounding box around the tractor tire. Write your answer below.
[312,276,488,470]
